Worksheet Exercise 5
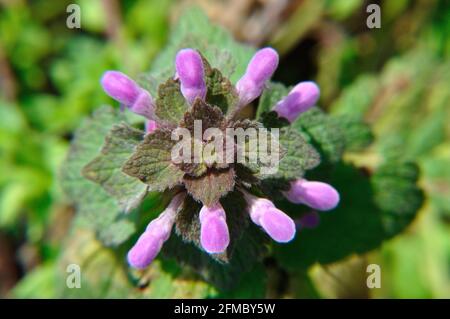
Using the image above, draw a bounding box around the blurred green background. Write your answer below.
[0,0,448,298]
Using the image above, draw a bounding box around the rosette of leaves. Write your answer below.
[78,51,321,278]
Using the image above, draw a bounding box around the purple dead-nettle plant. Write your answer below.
[89,47,339,269]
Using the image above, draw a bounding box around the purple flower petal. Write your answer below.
[175,49,206,104]
[245,196,274,224]
[244,193,295,243]
[129,90,155,119]
[273,81,320,123]
[260,208,296,243]
[199,203,230,254]
[127,231,164,269]
[127,193,185,269]
[284,179,340,211]
[236,47,279,107]
[101,71,141,106]
[101,71,155,119]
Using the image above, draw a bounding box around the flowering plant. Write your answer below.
[60,9,423,295]
[96,46,340,269]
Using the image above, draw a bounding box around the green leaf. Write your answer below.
[215,263,267,298]
[82,123,148,212]
[60,106,134,246]
[97,219,136,247]
[372,162,424,237]
[292,107,345,164]
[181,98,225,132]
[259,111,290,129]
[60,106,119,203]
[177,99,228,176]
[122,129,185,191]
[231,119,287,178]
[258,83,345,165]
[183,168,235,207]
[154,78,189,126]
[330,75,379,120]
[203,58,238,115]
[265,127,320,180]
[332,115,373,151]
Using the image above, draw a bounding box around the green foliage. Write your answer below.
[0,102,61,239]
[0,0,171,241]
[372,162,424,237]
[122,129,185,191]
[2,0,448,299]
[292,108,346,164]
[60,106,136,247]
[67,30,271,293]
[155,79,190,126]
[203,59,239,115]
[181,99,226,132]
[257,84,350,164]
[322,5,450,296]
[331,115,373,152]
[82,123,148,212]
[268,127,320,179]
[184,169,235,207]
[275,161,423,270]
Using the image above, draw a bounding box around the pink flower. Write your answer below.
[199,202,230,253]
[127,193,185,268]
[101,71,155,119]
[273,81,320,123]
[283,179,339,211]
[244,192,296,243]
[175,49,207,104]
[236,48,279,107]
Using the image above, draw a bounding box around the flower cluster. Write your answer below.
[100,48,339,269]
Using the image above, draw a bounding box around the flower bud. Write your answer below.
[245,193,296,243]
[283,179,339,211]
[236,48,279,107]
[273,81,320,123]
[127,193,185,268]
[101,71,155,119]
[175,49,207,104]
[127,230,165,269]
[199,202,230,254]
